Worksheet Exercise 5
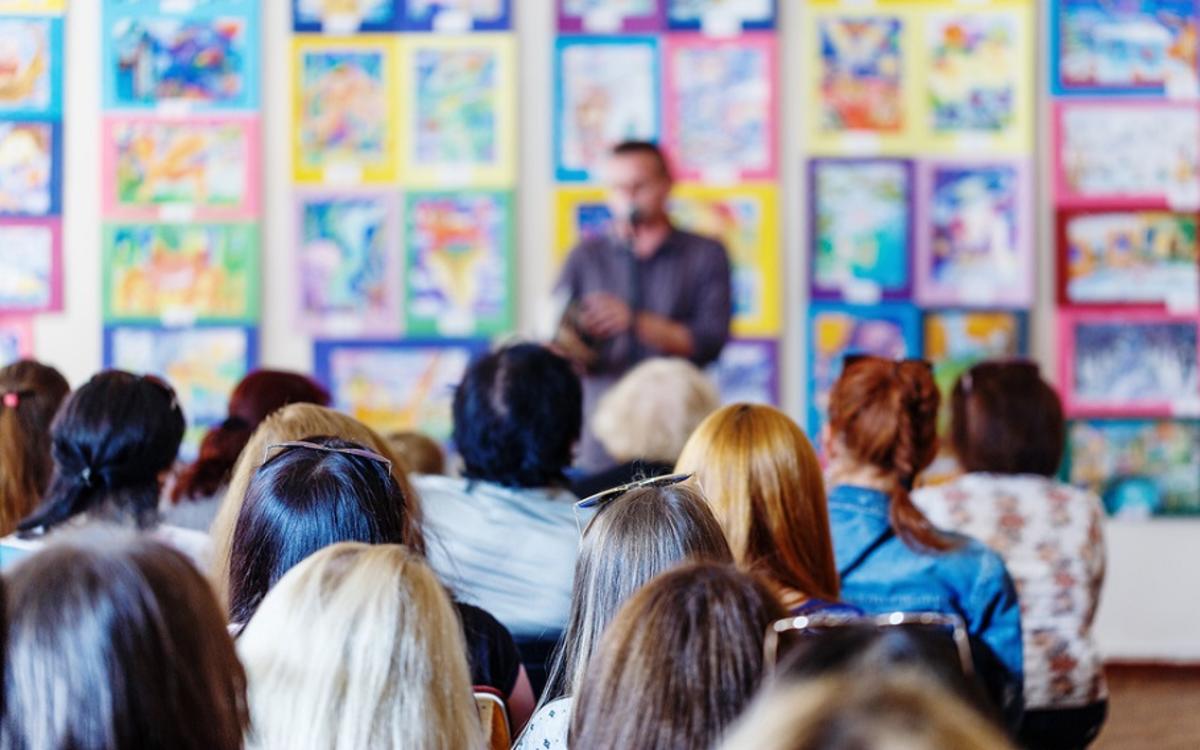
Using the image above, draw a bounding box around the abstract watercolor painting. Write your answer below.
[0,218,59,314]
[707,338,779,407]
[0,121,57,217]
[0,16,62,118]
[1066,419,1200,517]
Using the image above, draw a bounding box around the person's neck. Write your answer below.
[826,462,893,493]
[630,218,671,259]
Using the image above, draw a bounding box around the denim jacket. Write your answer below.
[828,485,1025,694]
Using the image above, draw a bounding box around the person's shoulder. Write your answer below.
[673,228,728,256]
[516,697,574,750]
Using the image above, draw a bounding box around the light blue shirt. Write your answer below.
[416,474,583,639]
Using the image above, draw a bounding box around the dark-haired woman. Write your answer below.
[915,362,1107,749]
[1,370,209,568]
[166,369,329,531]
[822,357,1024,716]
[0,360,69,536]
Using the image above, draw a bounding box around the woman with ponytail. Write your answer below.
[0,360,69,536]
[166,369,329,531]
[823,356,1024,727]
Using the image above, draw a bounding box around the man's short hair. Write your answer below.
[610,140,672,179]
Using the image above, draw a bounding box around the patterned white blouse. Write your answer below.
[514,697,572,750]
[915,473,1108,710]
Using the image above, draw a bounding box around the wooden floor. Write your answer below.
[1093,665,1200,749]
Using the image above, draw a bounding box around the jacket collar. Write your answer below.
[827,484,891,518]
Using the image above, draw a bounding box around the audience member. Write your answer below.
[7,371,208,567]
[0,360,69,536]
[238,542,483,750]
[676,403,845,613]
[1,531,247,750]
[167,369,329,531]
[517,481,732,749]
[387,430,447,475]
[418,343,583,641]
[571,357,720,498]
[823,357,1024,709]
[915,361,1108,749]
[569,563,785,749]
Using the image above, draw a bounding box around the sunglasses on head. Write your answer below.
[572,472,693,535]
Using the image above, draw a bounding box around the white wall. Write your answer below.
[36,0,1199,661]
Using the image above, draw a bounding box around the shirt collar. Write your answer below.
[827,484,892,517]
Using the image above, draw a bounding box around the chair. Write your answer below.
[474,686,512,750]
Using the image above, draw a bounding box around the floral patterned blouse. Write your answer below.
[915,473,1108,710]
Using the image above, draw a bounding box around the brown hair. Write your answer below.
[828,358,954,552]
[951,362,1064,477]
[386,431,446,475]
[1,530,248,750]
[0,360,69,535]
[570,563,785,750]
[676,403,840,605]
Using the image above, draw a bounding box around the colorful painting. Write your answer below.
[810,159,913,302]
[403,0,511,31]
[808,302,921,437]
[399,35,515,187]
[0,16,62,118]
[916,161,1030,308]
[103,116,259,221]
[292,0,402,33]
[103,2,260,110]
[1054,102,1200,208]
[1059,210,1200,308]
[923,309,1026,433]
[554,186,612,264]
[0,218,59,313]
[314,339,488,444]
[1060,310,1200,417]
[555,36,660,182]
[1052,0,1200,96]
[670,184,780,337]
[294,36,398,184]
[296,191,401,337]
[0,121,57,217]
[1066,420,1200,517]
[405,191,513,336]
[103,324,258,459]
[102,224,259,324]
[557,0,662,33]
[666,0,776,31]
[707,338,779,407]
[924,9,1031,153]
[663,34,776,181]
[0,316,32,366]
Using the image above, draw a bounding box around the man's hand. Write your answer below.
[579,292,633,339]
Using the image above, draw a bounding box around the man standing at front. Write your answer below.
[555,141,733,471]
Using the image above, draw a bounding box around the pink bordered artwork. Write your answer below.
[1058,308,1200,419]
[101,114,261,222]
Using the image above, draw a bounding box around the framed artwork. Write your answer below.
[807,302,921,437]
[915,160,1032,308]
[101,0,260,111]
[557,0,663,34]
[809,158,914,303]
[1053,101,1200,209]
[101,223,259,324]
[0,15,62,118]
[1059,309,1200,418]
[554,186,611,265]
[1051,0,1200,97]
[402,0,512,31]
[923,309,1027,432]
[555,36,660,182]
[665,0,776,32]
[1065,419,1200,517]
[103,324,258,459]
[807,5,917,155]
[293,35,399,185]
[292,0,402,33]
[1057,209,1200,309]
[295,190,402,337]
[404,190,514,337]
[0,120,59,217]
[313,338,489,444]
[670,183,780,337]
[919,6,1033,155]
[707,338,779,407]
[662,34,777,182]
[397,34,516,187]
[102,115,260,222]
[0,218,59,314]
[0,316,33,366]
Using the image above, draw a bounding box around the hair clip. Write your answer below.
[80,466,94,488]
[2,392,18,408]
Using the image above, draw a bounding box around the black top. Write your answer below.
[569,460,675,501]
[457,601,522,696]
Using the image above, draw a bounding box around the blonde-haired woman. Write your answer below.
[675,403,845,613]
[238,542,483,750]
[573,357,720,498]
